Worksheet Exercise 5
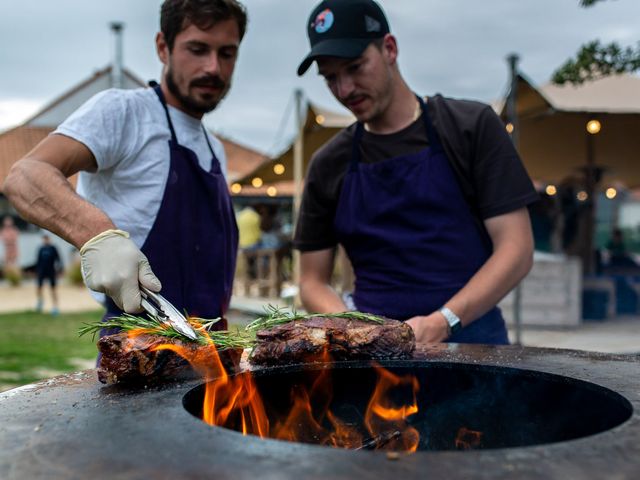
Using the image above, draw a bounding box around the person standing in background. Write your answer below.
[35,234,63,315]
[1,216,20,284]
[237,205,262,249]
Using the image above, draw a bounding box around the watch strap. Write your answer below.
[439,307,462,337]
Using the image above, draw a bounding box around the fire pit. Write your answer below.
[1,344,639,479]
[183,361,632,451]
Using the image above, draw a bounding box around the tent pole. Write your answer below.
[292,89,305,289]
[507,53,524,346]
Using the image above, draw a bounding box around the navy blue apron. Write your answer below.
[101,82,238,336]
[334,96,508,344]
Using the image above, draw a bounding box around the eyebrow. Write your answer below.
[317,58,358,77]
[184,40,239,50]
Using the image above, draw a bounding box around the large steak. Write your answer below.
[249,316,415,365]
[97,332,241,385]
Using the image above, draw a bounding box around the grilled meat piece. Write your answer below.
[249,316,415,365]
[97,332,241,385]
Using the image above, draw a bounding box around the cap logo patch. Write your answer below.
[365,15,381,33]
[312,8,334,33]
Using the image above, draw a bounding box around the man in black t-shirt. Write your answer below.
[294,0,538,345]
[36,235,62,315]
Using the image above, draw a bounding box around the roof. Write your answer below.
[0,126,54,191]
[540,74,640,114]
[218,136,268,183]
[310,101,353,128]
[498,73,640,188]
[235,101,354,189]
[23,66,146,127]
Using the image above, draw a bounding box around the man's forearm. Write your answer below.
[444,242,533,326]
[299,280,348,314]
[440,208,534,326]
[4,159,115,248]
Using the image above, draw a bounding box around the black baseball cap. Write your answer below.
[297,0,390,76]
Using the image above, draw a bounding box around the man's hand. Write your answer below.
[80,229,161,313]
[406,312,449,344]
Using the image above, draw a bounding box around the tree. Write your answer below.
[552,0,640,84]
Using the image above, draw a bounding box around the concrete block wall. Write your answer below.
[500,253,582,327]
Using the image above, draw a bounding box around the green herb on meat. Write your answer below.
[245,305,385,332]
[79,306,386,345]
[78,314,253,349]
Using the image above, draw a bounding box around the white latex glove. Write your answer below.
[80,229,161,313]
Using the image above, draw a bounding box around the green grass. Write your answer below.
[0,310,103,390]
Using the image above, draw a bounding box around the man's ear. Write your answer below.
[156,32,169,65]
[382,33,398,65]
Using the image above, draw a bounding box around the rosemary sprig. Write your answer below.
[78,314,179,340]
[79,305,385,346]
[245,304,385,332]
[78,314,254,349]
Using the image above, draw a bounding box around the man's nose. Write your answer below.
[203,52,220,75]
[335,75,355,100]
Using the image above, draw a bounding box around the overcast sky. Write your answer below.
[1,0,639,154]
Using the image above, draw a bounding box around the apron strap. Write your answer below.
[350,122,365,171]
[417,95,444,154]
[149,80,219,173]
[201,125,221,174]
[149,80,178,143]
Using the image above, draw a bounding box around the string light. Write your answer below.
[606,188,617,199]
[577,191,588,201]
[230,183,242,194]
[273,163,285,175]
[316,114,325,125]
[505,123,514,134]
[545,185,557,196]
[586,119,601,135]
[267,186,278,197]
[251,177,263,188]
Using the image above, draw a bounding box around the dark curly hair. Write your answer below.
[160,0,248,51]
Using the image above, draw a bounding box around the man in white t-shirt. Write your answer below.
[4,0,247,331]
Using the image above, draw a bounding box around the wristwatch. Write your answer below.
[439,307,462,338]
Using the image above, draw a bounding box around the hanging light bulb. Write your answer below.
[586,119,601,135]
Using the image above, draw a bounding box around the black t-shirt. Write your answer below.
[294,94,539,252]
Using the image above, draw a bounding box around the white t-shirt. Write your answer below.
[54,87,228,249]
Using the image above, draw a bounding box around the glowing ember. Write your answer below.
[455,427,483,450]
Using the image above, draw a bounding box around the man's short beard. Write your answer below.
[165,66,229,115]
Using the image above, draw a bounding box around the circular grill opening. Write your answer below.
[183,361,633,451]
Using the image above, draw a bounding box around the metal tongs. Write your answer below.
[140,286,198,340]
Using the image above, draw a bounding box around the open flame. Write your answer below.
[135,326,421,452]
[364,364,420,452]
